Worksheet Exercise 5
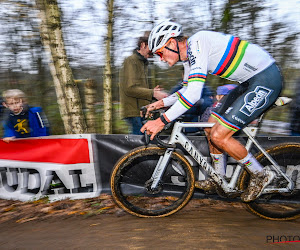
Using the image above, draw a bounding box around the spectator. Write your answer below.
[201,84,237,122]
[0,97,4,120]
[2,89,50,143]
[290,78,300,136]
[119,32,168,135]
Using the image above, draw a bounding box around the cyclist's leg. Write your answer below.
[196,116,228,191]
[209,63,282,158]
[208,63,283,201]
[204,81,249,154]
[209,122,247,160]
[204,116,223,154]
[203,84,249,181]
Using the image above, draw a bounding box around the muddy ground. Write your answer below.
[0,195,299,249]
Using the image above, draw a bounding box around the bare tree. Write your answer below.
[36,0,87,134]
[84,79,97,133]
[103,0,114,134]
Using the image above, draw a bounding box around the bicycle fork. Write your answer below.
[149,148,174,190]
[149,145,238,194]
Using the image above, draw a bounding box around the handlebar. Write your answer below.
[140,106,162,120]
[141,106,176,148]
[144,131,176,149]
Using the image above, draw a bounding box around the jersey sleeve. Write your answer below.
[163,90,183,107]
[164,34,210,122]
[162,60,190,107]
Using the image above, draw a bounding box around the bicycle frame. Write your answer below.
[150,120,294,195]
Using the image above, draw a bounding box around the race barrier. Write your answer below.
[0,135,99,201]
[0,134,300,201]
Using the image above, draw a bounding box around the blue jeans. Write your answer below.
[124,117,144,135]
[291,131,300,136]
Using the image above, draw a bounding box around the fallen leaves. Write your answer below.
[0,194,245,224]
[0,194,122,224]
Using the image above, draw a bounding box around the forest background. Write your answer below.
[0,0,299,136]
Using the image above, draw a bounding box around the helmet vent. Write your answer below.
[164,25,172,31]
[156,35,164,47]
[157,26,163,33]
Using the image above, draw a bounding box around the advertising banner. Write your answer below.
[0,134,99,201]
[94,134,300,194]
[1,134,299,202]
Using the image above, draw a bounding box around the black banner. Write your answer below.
[94,134,300,194]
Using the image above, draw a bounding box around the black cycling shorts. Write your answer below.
[211,63,283,132]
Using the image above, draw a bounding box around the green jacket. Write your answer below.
[119,50,153,118]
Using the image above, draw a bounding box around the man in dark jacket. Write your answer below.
[290,78,300,136]
[119,33,167,134]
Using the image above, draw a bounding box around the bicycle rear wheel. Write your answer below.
[111,146,195,217]
[239,143,300,220]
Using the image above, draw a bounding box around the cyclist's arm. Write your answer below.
[163,38,209,122]
[163,86,187,107]
[162,60,190,107]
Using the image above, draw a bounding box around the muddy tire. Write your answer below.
[239,143,300,220]
[110,146,195,217]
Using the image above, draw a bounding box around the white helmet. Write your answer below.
[148,19,182,53]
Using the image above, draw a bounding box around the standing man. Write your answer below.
[119,32,167,135]
[141,20,283,202]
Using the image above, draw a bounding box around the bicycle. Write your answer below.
[110,97,300,220]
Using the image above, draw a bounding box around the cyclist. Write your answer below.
[141,20,283,202]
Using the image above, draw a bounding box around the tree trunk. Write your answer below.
[36,0,87,134]
[103,0,114,134]
[84,79,97,133]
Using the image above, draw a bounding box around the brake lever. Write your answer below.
[144,131,150,145]
[154,134,176,148]
[140,106,147,119]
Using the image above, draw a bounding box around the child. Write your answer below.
[2,89,50,143]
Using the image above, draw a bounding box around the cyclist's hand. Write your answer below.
[144,100,164,118]
[140,118,165,140]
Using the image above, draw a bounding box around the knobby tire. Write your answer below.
[110,146,195,217]
[239,143,300,221]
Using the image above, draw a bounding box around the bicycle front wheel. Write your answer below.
[239,143,300,220]
[111,146,195,217]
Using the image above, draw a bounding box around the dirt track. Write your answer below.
[0,196,300,249]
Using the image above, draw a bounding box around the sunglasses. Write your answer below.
[155,39,172,58]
